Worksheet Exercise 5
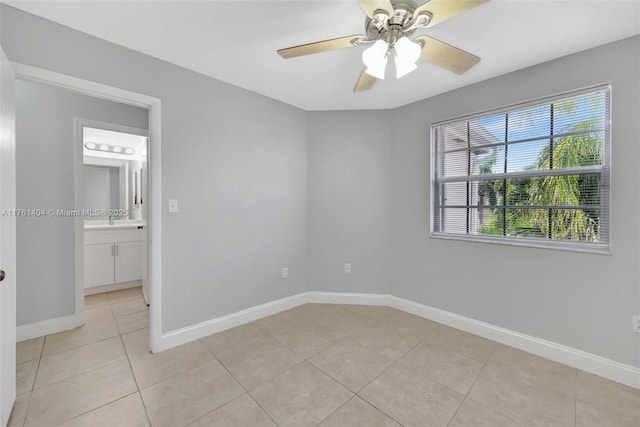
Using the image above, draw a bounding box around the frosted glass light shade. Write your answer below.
[362,40,389,80]
[395,60,417,78]
[394,36,421,78]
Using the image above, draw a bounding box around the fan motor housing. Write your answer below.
[364,2,421,45]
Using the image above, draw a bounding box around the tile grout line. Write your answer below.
[53,391,142,426]
[129,345,214,391]
[243,360,353,427]
[19,334,48,426]
[305,338,393,396]
[20,290,144,426]
[59,290,145,425]
[353,336,425,426]
[117,328,153,427]
[313,394,358,427]
[574,368,578,427]
[254,304,376,361]
[200,345,282,427]
[109,289,152,425]
[39,332,121,359]
[20,299,633,426]
[448,344,523,427]
[225,357,284,427]
[14,335,47,427]
[462,342,497,397]
[443,345,493,427]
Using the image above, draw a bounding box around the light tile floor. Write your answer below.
[9,288,640,426]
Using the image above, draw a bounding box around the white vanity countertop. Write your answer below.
[84,221,146,231]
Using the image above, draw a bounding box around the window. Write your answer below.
[431,86,610,253]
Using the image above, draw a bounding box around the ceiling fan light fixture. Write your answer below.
[395,59,418,78]
[394,36,421,79]
[362,39,389,80]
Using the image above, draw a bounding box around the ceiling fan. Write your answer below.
[277,0,488,92]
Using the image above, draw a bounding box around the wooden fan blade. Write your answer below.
[415,35,480,74]
[414,0,488,28]
[353,68,377,92]
[359,0,394,18]
[278,35,365,58]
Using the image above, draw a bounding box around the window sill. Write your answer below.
[430,232,611,255]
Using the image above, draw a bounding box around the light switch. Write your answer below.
[168,199,178,213]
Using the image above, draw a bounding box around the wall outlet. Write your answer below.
[168,199,178,213]
[344,263,351,274]
[282,267,288,279]
[633,315,640,333]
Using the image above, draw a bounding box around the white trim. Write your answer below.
[73,119,84,329]
[84,281,142,296]
[155,291,640,389]
[12,62,162,353]
[156,292,310,352]
[388,295,640,389]
[431,84,612,127]
[430,85,612,255]
[11,63,156,108]
[430,232,612,256]
[305,291,391,306]
[76,118,149,138]
[16,315,80,342]
[148,101,162,353]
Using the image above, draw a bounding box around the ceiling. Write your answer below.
[6,0,640,111]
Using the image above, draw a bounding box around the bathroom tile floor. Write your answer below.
[9,287,640,426]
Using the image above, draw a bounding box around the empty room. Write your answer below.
[0,1,639,426]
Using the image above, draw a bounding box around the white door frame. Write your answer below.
[12,62,163,353]
[0,47,17,427]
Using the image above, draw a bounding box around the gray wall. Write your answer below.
[3,5,308,332]
[389,36,640,367]
[307,111,391,294]
[15,79,148,325]
[3,4,639,368]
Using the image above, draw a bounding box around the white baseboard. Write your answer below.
[306,291,391,306]
[151,290,639,390]
[16,314,81,342]
[388,295,640,390]
[156,292,310,352]
[84,281,141,296]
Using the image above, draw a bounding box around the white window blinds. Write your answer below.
[431,86,610,253]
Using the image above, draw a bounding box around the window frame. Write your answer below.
[430,85,612,255]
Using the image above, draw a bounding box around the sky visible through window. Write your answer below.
[433,88,609,246]
[473,92,606,173]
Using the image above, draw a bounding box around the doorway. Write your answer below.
[12,62,162,353]
[78,121,149,307]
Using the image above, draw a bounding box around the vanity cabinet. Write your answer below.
[84,228,144,292]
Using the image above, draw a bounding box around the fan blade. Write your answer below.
[278,35,365,58]
[414,0,488,28]
[359,0,395,18]
[415,35,480,74]
[353,68,377,92]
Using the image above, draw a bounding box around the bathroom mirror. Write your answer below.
[83,156,129,220]
[82,125,147,223]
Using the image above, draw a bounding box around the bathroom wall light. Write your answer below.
[85,141,136,156]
